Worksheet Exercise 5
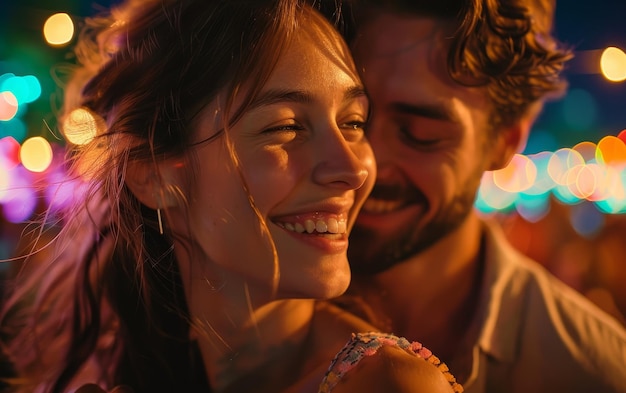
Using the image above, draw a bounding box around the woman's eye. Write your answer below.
[263,123,304,133]
[341,121,367,131]
[339,119,367,142]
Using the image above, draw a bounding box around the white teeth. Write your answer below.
[305,220,316,233]
[278,217,347,234]
[338,220,346,233]
[327,218,339,234]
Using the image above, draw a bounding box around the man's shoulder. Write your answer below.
[481,224,626,391]
[498,245,625,337]
[486,230,626,345]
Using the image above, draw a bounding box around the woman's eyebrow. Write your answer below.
[344,85,367,102]
[249,89,313,110]
[249,85,367,110]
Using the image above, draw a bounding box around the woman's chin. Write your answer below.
[279,267,351,300]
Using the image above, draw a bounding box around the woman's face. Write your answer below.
[169,22,375,300]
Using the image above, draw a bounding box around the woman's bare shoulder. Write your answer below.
[330,343,455,393]
[318,332,463,393]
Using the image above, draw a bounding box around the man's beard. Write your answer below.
[348,179,481,275]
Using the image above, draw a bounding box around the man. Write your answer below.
[341,0,626,391]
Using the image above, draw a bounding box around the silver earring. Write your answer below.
[157,208,164,235]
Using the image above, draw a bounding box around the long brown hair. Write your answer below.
[0,1,345,392]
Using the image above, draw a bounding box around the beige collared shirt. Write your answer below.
[462,220,626,392]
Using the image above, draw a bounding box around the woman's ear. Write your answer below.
[125,160,179,209]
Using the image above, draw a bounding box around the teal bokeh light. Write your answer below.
[0,118,27,142]
[516,193,551,223]
[0,74,42,105]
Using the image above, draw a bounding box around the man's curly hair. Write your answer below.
[341,0,573,128]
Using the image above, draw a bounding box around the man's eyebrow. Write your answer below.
[390,102,458,123]
[248,86,367,111]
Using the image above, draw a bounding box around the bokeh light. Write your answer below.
[515,193,551,223]
[572,141,597,163]
[566,164,597,200]
[43,13,75,46]
[477,171,517,211]
[0,74,41,105]
[600,46,626,82]
[0,92,19,121]
[0,118,28,143]
[547,148,585,185]
[0,168,9,202]
[62,107,100,145]
[523,152,556,196]
[596,135,626,166]
[492,154,537,193]
[0,137,20,169]
[570,202,605,237]
[20,137,53,173]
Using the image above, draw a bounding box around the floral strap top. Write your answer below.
[318,332,464,393]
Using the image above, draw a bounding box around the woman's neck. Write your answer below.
[214,299,317,392]
[182,268,317,392]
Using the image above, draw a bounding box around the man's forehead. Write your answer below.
[356,14,454,58]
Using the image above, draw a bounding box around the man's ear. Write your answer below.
[487,108,536,171]
[488,101,543,171]
[125,160,179,209]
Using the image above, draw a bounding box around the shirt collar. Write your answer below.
[473,219,527,363]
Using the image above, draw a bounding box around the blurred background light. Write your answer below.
[0,92,18,121]
[62,107,100,145]
[0,136,20,169]
[600,46,626,82]
[43,13,75,46]
[492,154,536,193]
[596,135,626,165]
[0,118,28,142]
[0,74,42,104]
[20,136,53,173]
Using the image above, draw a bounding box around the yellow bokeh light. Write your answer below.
[600,46,626,82]
[43,13,75,46]
[63,107,100,145]
[20,137,53,173]
[567,164,597,200]
[0,91,18,121]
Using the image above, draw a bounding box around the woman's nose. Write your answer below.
[312,131,371,190]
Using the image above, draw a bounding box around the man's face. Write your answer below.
[349,13,509,274]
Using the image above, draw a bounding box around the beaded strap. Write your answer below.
[318,332,463,393]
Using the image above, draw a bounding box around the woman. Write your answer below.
[0,0,461,392]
